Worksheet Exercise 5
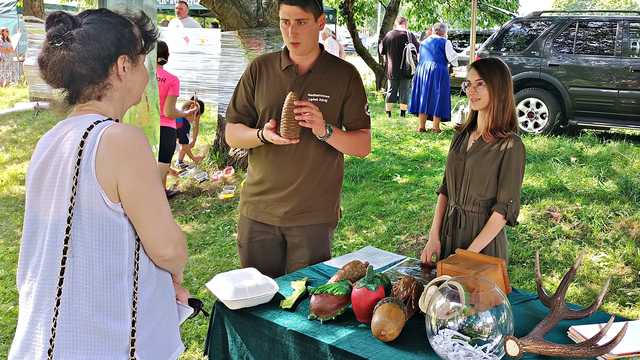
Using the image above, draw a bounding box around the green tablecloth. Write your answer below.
[204,263,624,360]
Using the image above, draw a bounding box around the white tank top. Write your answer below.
[9,114,184,360]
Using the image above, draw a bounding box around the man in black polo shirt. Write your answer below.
[225,0,371,278]
[380,16,420,118]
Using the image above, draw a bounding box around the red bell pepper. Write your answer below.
[351,265,391,323]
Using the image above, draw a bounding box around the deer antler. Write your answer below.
[504,251,628,359]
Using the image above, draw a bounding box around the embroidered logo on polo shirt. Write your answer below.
[307,93,330,104]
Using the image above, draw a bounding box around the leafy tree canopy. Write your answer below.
[552,0,640,11]
[325,0,519,33]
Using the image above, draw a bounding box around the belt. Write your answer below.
[446,201,489,231]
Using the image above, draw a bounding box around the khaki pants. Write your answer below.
[237,215,334,278]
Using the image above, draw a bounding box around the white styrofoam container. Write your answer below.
[221,292,278,310]
[205,267,279,310]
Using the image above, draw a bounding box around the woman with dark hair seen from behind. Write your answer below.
[156,40,197,198]
[9,9,189,359]
[420,57,526,266]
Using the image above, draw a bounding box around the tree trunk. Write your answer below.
[199,0,278,31]
[211,114,248,170]
[339,0,401,90]
[377,0,401,88]
[24,0,45,19]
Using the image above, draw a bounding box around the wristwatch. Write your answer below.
[316,124,334,142]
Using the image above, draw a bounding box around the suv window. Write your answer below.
[488,20,552,53]
[448,31,494,53]
[552,22,577,54]
[628,21,640,57]
[552,21,617,56]
[575,21,617,56]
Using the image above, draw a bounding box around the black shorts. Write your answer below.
[158,126,177,164]
[177,120,191,145]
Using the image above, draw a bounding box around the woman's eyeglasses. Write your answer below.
[187,298,210,320]
[461,79,487,93]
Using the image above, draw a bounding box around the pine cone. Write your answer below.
[392,276,424,319]
[279,91,301,139]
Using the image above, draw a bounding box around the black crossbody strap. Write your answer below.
[46,118,141,360]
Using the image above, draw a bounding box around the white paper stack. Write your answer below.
[323,246,406,270]
[567,320,640,359]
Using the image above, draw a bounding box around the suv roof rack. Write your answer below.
[478,1,518,18]
[528,10,640,17]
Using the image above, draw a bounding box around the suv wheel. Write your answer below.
[515,88,562,134]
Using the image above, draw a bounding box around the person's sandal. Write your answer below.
[416,128,427,133]
[431,128,442,134]
[175,160,190,170]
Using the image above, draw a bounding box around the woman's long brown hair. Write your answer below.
[1,28,10,42]
[460,57,518,142]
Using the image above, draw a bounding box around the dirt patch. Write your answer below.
[616,218,640,242]
[545,207,563,223]
[395,234,426,258]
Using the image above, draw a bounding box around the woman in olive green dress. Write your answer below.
[421,57,525,265]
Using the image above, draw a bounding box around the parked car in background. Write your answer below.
[342,33,355,52]
[446,30,496,91]
[475,10,640,134]
[445,29,496,66]
[340,31,382,57]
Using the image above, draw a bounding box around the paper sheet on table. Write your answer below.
[324,246,406,270]
[568,320,640,357]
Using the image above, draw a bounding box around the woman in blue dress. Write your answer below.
[410,22,459,133]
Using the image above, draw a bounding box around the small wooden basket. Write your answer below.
[279,91,301,139]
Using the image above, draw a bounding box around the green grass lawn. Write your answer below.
[1,84,639,359]
[0,86,28,110]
